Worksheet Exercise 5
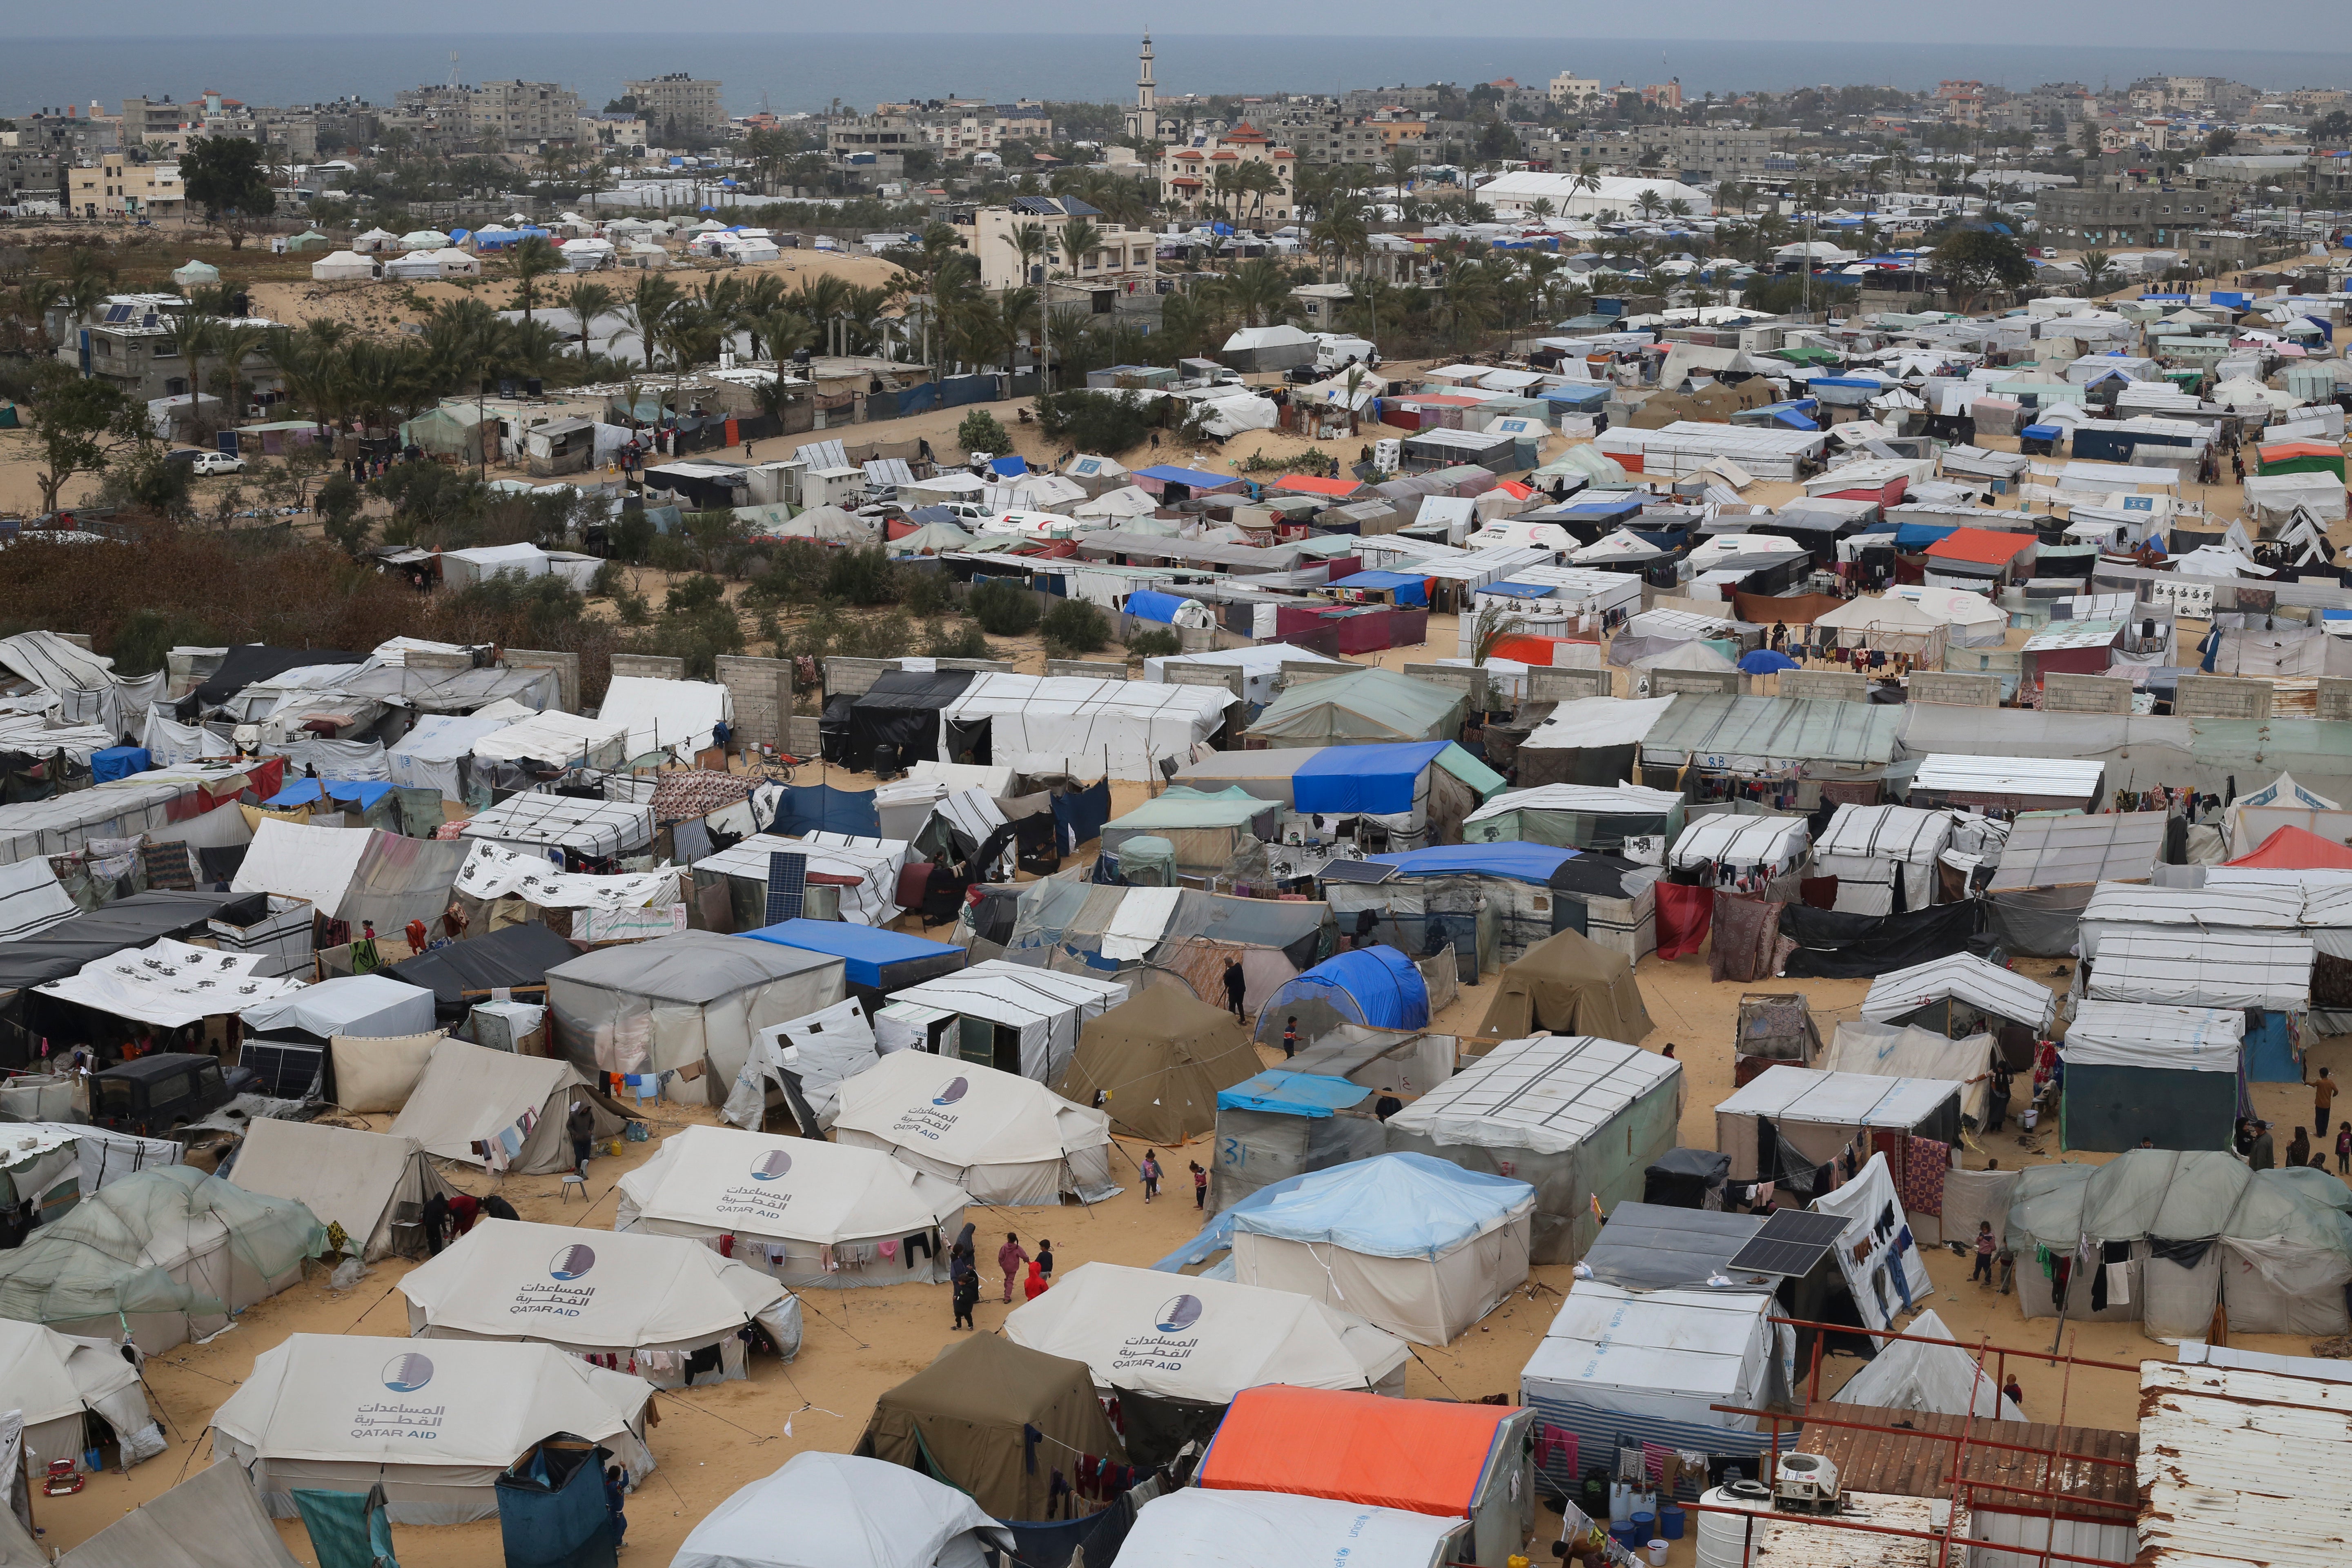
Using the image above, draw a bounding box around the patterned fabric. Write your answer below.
[1898,1134,1950,1217]
[650,768,753,826]
[139,840,196,891]
[1710,893,1783,983]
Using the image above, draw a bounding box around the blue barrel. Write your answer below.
[1630,1511,1655,1543]
[1661,1503,1686,1540]
[1612,1521,1644,1552]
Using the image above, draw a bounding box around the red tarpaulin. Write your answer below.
[2227,825,2352,870]
[1655,881,1714,962]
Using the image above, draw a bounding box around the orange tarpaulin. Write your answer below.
[1488,633,1598,666]
[1195,1385,1512,1517]
[2225,824,2352,870]
[1274,474,1363,497]
[1925,529,2034,566]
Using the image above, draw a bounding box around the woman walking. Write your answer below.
[949,1223,979,1330]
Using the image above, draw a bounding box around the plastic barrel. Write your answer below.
[1694,1482,1774,1568]
[1662,1502,1687,1540]
[1630,1511,1655,1542]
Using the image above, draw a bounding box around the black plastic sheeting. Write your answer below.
[1777,900,1981,979]
[190,645,365,708]
[382,924,581,1023]
[845,669,973,772]
[0,891,261,991]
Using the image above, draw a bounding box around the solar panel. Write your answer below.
[241,1040,323,1100]
[1317,859,1398,885]
[764,850,809,924]
[1724,1208,1852,1278]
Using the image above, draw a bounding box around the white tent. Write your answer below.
[310,249,375,281]
[426,246,480,277]
[389,1038,626,1175]
[473,709,630,771]
[874,960,1129,1083]
[208,1334,654,1524]
[1820,1021,1996,1125]
[49,1460,304,1568]
[1812,803,1953,915]
[1831,1307,2024,1421]
[1144,644,1347,706]
[615,1124,967,1290]
[544,930,846,1092]
[1668,813,1811,879]
[459,791,654,858]
[232,819,470,931]
[675,1452,1014,1568]
[400,1217,800,1381]
[1118,1488,1463,1568]
[597,674,733,759]
[692,833,912,928]
[1003,1261,1408,1403]
[832,1051,1113,1205]
[938,673,1232,782]
[37,938,301,1029]
[724,997,879,1134]
[386,712,512,800]
[240,972,435,1048]
[1859,952,2058,1033]
[226,1120,453,1262]
[0,1318,163,1475]
[1812,1149,1937,1330]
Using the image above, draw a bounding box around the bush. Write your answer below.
[822,546,900,606]
[665,574,728,614]
[925,619,991,659]
[967,578,1039,636]
[900,565,956,617]
[317,473,369,554]
[1041,597,1109,656]
[1125,627,1182,659]
[607,510,655,564]
[1034,389,1158,455]
[957,407,1011,457]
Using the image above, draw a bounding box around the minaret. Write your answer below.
[1138,33,1156,120]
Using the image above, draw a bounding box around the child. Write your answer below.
[1140,1150,1162,1203]
[1282,1017,1299,1058]
[1190,1160,1208,1208]
[1971,1221,1995,1286]
[2337,1123,2351,1177]
[1036,1238,1054,1283]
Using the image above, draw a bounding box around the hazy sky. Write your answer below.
[3,3,2344,46]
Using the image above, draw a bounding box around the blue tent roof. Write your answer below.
[989,454,1029,477]
[1740,649,1799,673]
[1152,1171,1316,1271]
[1368,842,1577,885]
[1293,741,1451,815]
[1330,570,1428,607]
[1562,497,1643,521]
[1216,1069,1371,1118]
[1262,947,1428,1032]
[1231,1152,1536,1258]
[742,919,960,987]
[1134,464,1236,490]
[1124,589,1193,625]
[2021,423,2063,440]
[1486,581,1557,598]
[267,778,395,811]
[1893,521,1962,551]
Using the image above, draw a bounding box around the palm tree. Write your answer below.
[1633,188,1667,221]
[2080,249,2116,298]
[1571,161,1604,209]
[621,272,681,374]
[1056,219,1106,280]
[1001,221,1047,290]
[1226,256,1292,329]
[1308,202,1368,284]
[507,236,565,324]
[560,280,615,356]
[1529,197,1556,220]
[1383,145,1418,197]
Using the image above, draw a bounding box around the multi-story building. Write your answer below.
[579,112,649,154]
[43,294,279,405]
[2035,185,2228,248]
[626,75,726,145]
[119,97,191,148]
[394,81,582,149]
[0,148,61,210]
[921,104,1052,155]
[67,153,183,218]
[1340,86,1447,114]
[1519,124,1782,182]
[965,196,1156,294]
[828,113,922,161]
[1161,123,1296,223]
[1548,73,1606,110]
[1257,104,1428,167]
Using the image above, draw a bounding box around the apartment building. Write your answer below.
[67,154,183,218]
[0,148,61,209]
[1548,73,1606,110]
[828,113,923,160]
[1258,105,1428,167]
[922,104,1053,154]
[119,96,191,147]
[2036,185,2227,247]
[394,81,583,149]
[1161,123,1297,222]
[966,196,1156,294]
[626,75,726,144]
[1521,125,1782,182]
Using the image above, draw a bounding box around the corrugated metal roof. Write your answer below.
[2138,1359,2352,1567]
[1804,1403,2137,1524]
[1640,693,1904,769]
[1745,1491,1964,1566]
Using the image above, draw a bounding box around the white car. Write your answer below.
[189,451,244,477]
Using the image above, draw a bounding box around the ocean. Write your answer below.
[4,34,2351,121]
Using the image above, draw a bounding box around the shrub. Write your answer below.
[665,573,728,614]
[925,619,991,659]
[822,546,900,606]
[956,408,1011,457]
[1125,627,1182,659]
[1041,597,1109,656]
[317,473,369,554]
[899,564,956,616]
[967,578,1039,636]
[607,510,655,563]
[1034,389,1157,455]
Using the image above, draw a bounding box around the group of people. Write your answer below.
[946,1225,1058,1330]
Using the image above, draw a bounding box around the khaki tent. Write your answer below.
[855,1332,1125,1522]
[1472,928,1655,1051]
[51,1462,305,1568]
[388,1039,629,1175]
[1056,989,1263,1146]
[329,1028,446,1113]
[0,1318,163,1476]
[225,1119,454,1261]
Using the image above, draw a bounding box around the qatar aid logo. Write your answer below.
[933,1075,971,1108]
[382,1352,436,1393]
[549,1244,597,1281]
[751,1149,795,1182]
[1155,1294,1203,1334]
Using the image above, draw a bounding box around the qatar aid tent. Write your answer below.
[48,1463,305,1568]
[1811,803,1956,915]
[1194,1386,1536,1568]
[389,1038,628,1176]
[399,1218,801,1381]
[873,959,1129,1082]
[225,1119,453,1262]
[1056,987,1261,1147]
[833,1051,1114,1205]
[937,672,1232,782]
[672,1452,1013,1568]
[1245,666,1467,748]
[1116,1488,1466,1568]
[0,1318,163,1475]
[1227,1152,1535,1345]
[1521,1280,1794,1500]
[615,1124,967,1289]
[855,1332,1125,1523]
[1383,1033,1681,1263]
[545,931,846,1100]
[1470,926,1656,1051]
[1461,782,1686,853]
[207,1334,654,1524]
[2058,1001,2246,1153]
[0,1165,321,1353]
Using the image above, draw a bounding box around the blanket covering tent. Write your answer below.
[49,1462,305,1568]
[616,1124,967,1289]
[400,1218,801,1378]
[0,1318,163,1475]
[670,1452,1014,1568]
[207,1334,655,1525]
[388,1038,626,1176]
[1116,1488,1465,1568]
[1383,1033,1682,1263]
[1228,1152,1536,1345]
[1829,1307,2024,1421]
[831,1050,1115,1205]
[855,1332,1125,1523]
[225,1120,453,1262]
[1471,927,1655,1050]
[1056,988,1262,1146]
[545,930,846,1098]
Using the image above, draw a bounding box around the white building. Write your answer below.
[1477,169,1711,218]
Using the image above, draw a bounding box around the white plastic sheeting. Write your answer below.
[38,938,300,1027]
[597,675,733,760]
[873,960,1129,1084]
[1812,1151,1935,1332]
[692,833,910,927]
[724,998,877,1133]
[1119,1489,1461,1568]
[454,840,679,909]
[1860,953,2058,1031]
[0,856,76,942]
[673,1452,1013,1568]
[472,710,630,771]
[938,673,1231,782]
[232,819,470,931]
[385,713,510,800]
[1829,1307,2023,1421]
[1813,804,1954,916]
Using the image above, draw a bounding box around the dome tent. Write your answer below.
[673,1453,1013,1568]
[169,258,220,288]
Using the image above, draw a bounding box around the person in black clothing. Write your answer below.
[1035,1238,1054,1283]
[1354,908,1379,950]
[419,1191,450,1255]
[569,1098,597,1175]
[1985,1069,2011,1135]
[1222,958,1247,1021]
[1374,1088,1403,1120]
[1281,1017,1299,1058]
[481,1194,521,1223]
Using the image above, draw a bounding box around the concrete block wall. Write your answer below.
[1167,664,1246,703]
[822,657,902,698]
[1777,669,1867,703]
[1046,660,1130,680]
[503,650,580,712]
[609,653,686,682]
[2319,678,2352,724]
[1653,668,1743,697]
[2173,675,2273,721]
[1527,667,1611,702]
[2042,673,2134,714]
[716,655,793,749]
[1908,671,2000,708]
[934,658,1014,674]
[1403,663,1487,711]
[1281,663,1349,684]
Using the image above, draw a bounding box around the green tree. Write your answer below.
[1041,598,1109,655]
[507,236,566,325]
[179,135,275,248]
[1932,228,2033,312]
[2079,249,2116,298]
[957,407,1011,456]
[26,365,142,513]
[317,472,370,553]
[967,579,1040,635]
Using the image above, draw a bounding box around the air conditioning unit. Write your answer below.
[1773,1452,1841,1514]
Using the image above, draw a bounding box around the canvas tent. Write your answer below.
[208,1334,654,1524]
[2059,1001,2245,1152]
[1056,988,1261,1147]
[1819,1021,1998,1125]
[232,819,470,932]
[833,1050,1114,1205]
[1859,952,2058,1039]
[1100,786,1278,881]
[874,960,1129,1083]
[238,973,436,1099]
[671,1452,1013,1568]
[1827,1307,2023,1421]
[1208,1069,1388,1212]
[546,931,846,1101]
[1228,1152,1535,1345]
[1715,1064,1963,1211]
[616,1124,967,1289]
[1247,667,1466,748]
[1470,927,1656,1051]
[225,1120,453,1262]
[1813,804,1955,915]
[389,1038,627,1176]
[1384,1033,1681,1263]
[1461,783,1686,853]
[400,1217,800,1381]
[691,833,912,929]
[855,1331,1125,1523]
[0,1318,163,1476]
[1116,1488,1465,1568]
[936,673,1231,782]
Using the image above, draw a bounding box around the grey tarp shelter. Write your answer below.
[1983,811,2168,956]
[1209,1069,1386,1212]
[2059,1001,2246,1153]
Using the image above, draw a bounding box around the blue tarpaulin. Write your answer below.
[742,918,962,989]
[1231,1151,1537,1258]
[771,784,879,839]
[1154,1171,1315,1271]
[1368,842,1577,885]
[1134,464,1238,492]
[1217,1069,1372,1117]
[268,778,395,811]
[895,382,940,416]
[89,746,150,783]
[1561,497,1644,523]
[989,454,1029,477]
[1893,521,1963,552]
[2021,423,2063,440]
[1293,741,1450,815]
[1051,778,1113,853]
[939,374,995,408]
[1124,590,1194,625]
[1261,947,1428,1032]
[1740,649,1799,673]
[1330,570,1428,607]
[1485,581,1557,597]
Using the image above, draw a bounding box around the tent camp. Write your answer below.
[1261,740,1506,852]
[1246,667,1467,748]
[389,1038,628,1176]
[1461,783,1686,853]
[833,1050,1114,1205]
[855,1331,1125,1522]
[1228,1152,1535,1345]
[1056,988,1261,1146]
[1982,811,2168,956]
[399,1217,800,1380]
[472,709,630,772]
[2059,1001,2245,1152]
[0,1165,322,1352]
[225,1119,453,1262]
[1116,1488,1466,1568]
[232,819,470,932]
[672,1453,1013,1568]
[1100,786,1278,881]
[616,1124,967,1289]
[546,931,846,1100]
[1812,804,1956,915]
[1827,1307,2024,1421]
[1258,946,1430,1047]
[0,1317,163,1475]
[1470,927,1656,1051]
[936,673,1232,782]
[691,833,912,929]
[1384,1033,1681,1263]
[208,1334,655,1523]
[47,1462,305,1568]
[874,960,1129,1082]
